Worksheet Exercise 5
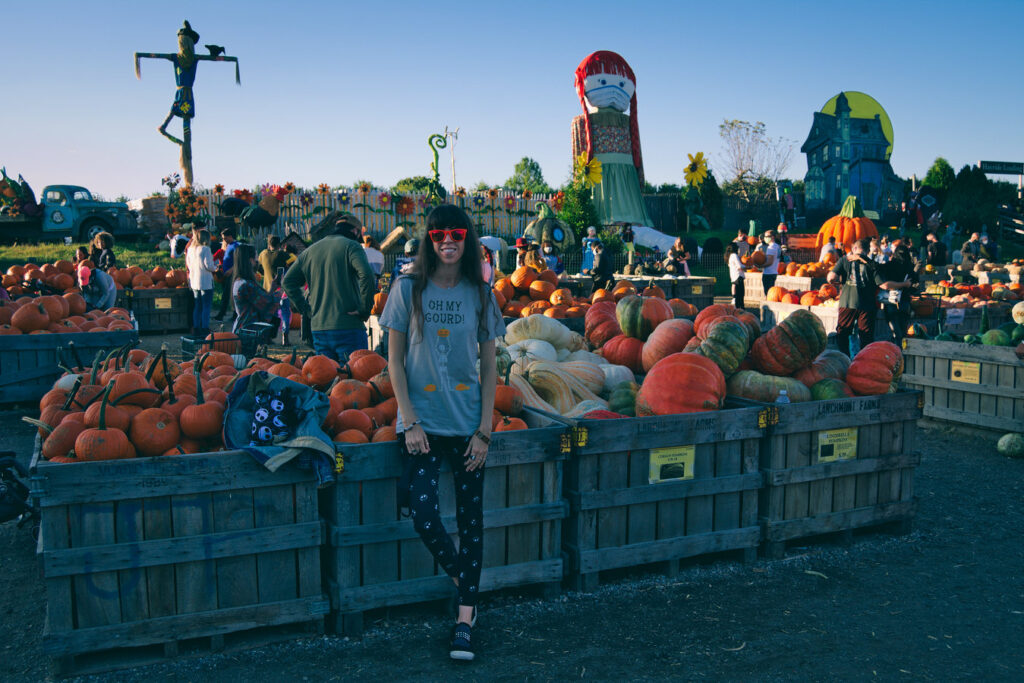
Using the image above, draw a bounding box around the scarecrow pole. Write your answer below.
[134,20,241,188]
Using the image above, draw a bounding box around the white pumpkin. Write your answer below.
[600,364,635,396]
[563,399,611,419]
[505,315,571,349]
[506,339,558,374]
[1013,300,1024,325]
[565,349,607,365]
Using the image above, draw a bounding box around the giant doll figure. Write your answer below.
[571,50,653,228]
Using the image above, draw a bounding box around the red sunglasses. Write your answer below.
[428,228,467,243]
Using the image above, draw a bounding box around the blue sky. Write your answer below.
[3,0,1022,199]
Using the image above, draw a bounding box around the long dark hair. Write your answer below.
[231,243,257,283]
[724,241,738,263]
[407,204,493,342]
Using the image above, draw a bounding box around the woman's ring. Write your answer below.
[470,455,476,460]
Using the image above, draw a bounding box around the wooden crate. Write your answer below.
[31,448,327,675]
[116,288,192,334]
[938,306,1011,336]
[0,330,138,405]
[562,275,594,298]
[901,338,1024,433]
[744,273,769,307]
[745,274,825,308]
[759,392,922,559]
[562,406,765,591]
[320,411,567,635]
[760,302,893,339]
[668,276,715,310]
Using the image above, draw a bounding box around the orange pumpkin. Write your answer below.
[766,286,789,303]
[509,266,537,292]
[815,195,878,251]
[370,291,388,316]
[529,279,556,301]
[641,285,665,299]
[549,288,573,306]
[544,305,568,318]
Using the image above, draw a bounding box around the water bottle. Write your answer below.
[129,310,137,330]
[775,390,790,404]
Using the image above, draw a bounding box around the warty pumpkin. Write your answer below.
[615,295,673,341]
[749,309,826,376]
[846,341,903,395]
[636,353,725,415]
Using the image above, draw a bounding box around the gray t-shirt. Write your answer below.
[379,276,505,437]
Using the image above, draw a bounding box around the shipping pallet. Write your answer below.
[49,618,323,678]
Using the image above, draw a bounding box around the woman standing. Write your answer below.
[379,204,504,662]
[185,229,217,337]
[230,243,279,334]
[725,242,744,309]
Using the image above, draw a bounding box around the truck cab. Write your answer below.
[39,185,140,241]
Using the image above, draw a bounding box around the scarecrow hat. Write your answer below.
[178,20,199,45]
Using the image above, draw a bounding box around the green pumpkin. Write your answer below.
[689,319,750,377]
[963,334,980,345]
[608,381,639,416]
[1011,324,1024,345]
[981,329,1011,346]
[727,370,812,403]
[615,295,674,341]
[998,321,1018,335]
[997,433,1024,459]
[810,378,856,400]
[750,309,827,376]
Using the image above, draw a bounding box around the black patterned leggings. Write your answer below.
[401,433,484,607]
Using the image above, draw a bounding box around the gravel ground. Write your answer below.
[2,399,1022,681]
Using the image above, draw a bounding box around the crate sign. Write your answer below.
[818,428,857,463]
[950,360,980,384]
[154,297,173,309]
[690,285,703,294]
[334,451,345,474]
[648,445,695,484]
[944,308,965,325]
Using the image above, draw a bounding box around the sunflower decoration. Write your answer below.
[684,152,708,188]
[336,189,350,206]
[378,192,391,209]
[575,153,603,187]
[235,189,254,203]
[454,186,467,198]
[503,195,517,210]
[472,195,486,208]
[213,184,225,195]
[283,181,297,194]
[551,191,565,212]
[486,188,499,200]
[299,193,314,208]
[316,183,331,195]
[357,181,372,195]
[396,195,416,216]
[522,189,533,200]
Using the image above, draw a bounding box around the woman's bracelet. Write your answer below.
[474,430,491,444]
[407,419,422,429]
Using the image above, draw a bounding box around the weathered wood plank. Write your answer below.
[172,493,216,614]
[713,441,742,532]
[40,506,73,636]
[782,432,811,521]
[765,453,921,486]
[293,483,321,600]
[142,497,176,618]
[579,527,761,574]
[576,473,762,510]
[480,464,507,571]
[212,489,258,609]
[764,500,915,542]
[115,500,149,622]
[254,485,298,604]
[70,502,122,628]
[627,451,656,545]
[506,462,540,565]
[596,452,629,550]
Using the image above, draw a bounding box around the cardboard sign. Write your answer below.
[649,445,695,484]
[950,360,980,384]
[818,428,857,463]
[944,308,965,325]
[154,297,173,310]
[690,285,703,294]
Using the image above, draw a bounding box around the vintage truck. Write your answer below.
[0,184,141,243]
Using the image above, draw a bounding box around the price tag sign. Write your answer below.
[691,286,703,294]
[818,428,857,463]
[154,297,173,310]
[649,445,695,484]
[944,308,965,325]
[950,360,980,384]
[334,451,345,474]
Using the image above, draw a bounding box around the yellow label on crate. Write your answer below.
[691,286,703,294]
[818,428,857,463]
[334,451,345,474]
[154,297,173,309]
[649,445,695,484]
[950,360,980,384]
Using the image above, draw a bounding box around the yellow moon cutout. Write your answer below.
[821,91,893,160]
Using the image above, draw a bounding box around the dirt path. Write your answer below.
[2,418,1022,681]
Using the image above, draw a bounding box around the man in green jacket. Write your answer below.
[283,214,375,361]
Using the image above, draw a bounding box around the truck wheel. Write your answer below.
[78,220,108,243]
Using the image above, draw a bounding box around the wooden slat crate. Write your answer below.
[562,275,594,298]
[320,411,567,635]
[901,338,1024,433]
[758,391,922,559]
[0,330,138,405]
[561,406,765,591]
[30,448,327,676]
[668,276,715,310]
[744,273,825,307]
[936,306,1011,336]
[116,288,193,334]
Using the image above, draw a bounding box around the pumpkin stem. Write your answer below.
[111,388,162,406]
[194,353,207,406]
[145,349,166,381]
[163,353,176,403]
[89,351,104,384]
[224,373,240,392]
[97,384,113,431]
[21,417,54,434]
[61,377,83,411]
[288,347,297,365]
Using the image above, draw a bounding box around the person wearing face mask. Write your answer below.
[760,230,781,294]
[580,226,600,274]
[541,240,564,274]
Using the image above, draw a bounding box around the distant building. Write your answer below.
[801,91,903,215]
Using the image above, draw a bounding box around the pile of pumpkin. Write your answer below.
[3,260,188,298]
[31,341,536,464]
[765,283,840,307]
[1,295,135,334]
[106,264,188,290]
[923,280,1022,307]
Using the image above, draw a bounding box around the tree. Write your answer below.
[717,119,795,184]
[393,176,433,194]
[504,157,552,194]
[922,157,956,194]
[471,180,492,192]
[695,170,723,231]
[943,165,998,232]
[557,181,599,242]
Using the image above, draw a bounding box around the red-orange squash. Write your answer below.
[641,318,695,373]
[846,341,903,395]
[749,309,827,376]
[636,353,725,415]
[601,334,645,374]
